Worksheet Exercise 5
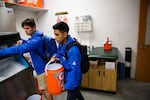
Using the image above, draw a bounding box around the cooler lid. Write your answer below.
[46,63,63,70]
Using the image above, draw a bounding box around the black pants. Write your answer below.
[67,87,84,100]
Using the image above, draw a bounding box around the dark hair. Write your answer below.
[21,18,36,28]
[53,22,69,33]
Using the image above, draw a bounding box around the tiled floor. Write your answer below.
[49,79,150,100]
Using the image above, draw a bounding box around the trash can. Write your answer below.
[125,47,132,78]
[118,62,125,79]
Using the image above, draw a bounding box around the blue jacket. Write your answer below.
[0,30,56,75]
[55,35,82,90]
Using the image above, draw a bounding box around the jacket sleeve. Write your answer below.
[0,38,42,57]
[21,38,27,43]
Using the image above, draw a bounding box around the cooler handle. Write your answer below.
[45,59,61,76]
[45,60,52,76]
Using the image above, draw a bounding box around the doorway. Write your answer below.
[136,0,150,82]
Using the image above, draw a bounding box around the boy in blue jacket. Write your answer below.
[0,18,56,100]
[51,22,84,100]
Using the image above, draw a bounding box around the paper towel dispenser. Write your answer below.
[0,7,16,32]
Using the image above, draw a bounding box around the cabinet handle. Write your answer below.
[98,71,100,76]
[139,43,147,49]
[103,71,105,77]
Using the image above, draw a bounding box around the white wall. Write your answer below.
[14,10,38,39]
[15,0,140,78]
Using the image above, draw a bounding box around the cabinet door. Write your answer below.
[102,69,117,92]
[89,69,102,89]
[81,73,89,88]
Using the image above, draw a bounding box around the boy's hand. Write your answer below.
[62,87,66,92]
[50,56,57,62]
[16,40,23,45]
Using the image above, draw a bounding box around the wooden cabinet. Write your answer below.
[81,60,117,92]
[102,69,117,91]
[81,73,89,88]
[81,47,118,92]
[88,68,102,89]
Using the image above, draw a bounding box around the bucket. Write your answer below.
[26,0,33,6]
[104,43,112,51]
[45,61,64,95]
[17,0,33,6]
[33,0,43,8]
[17,0,27,5]
[27,94,42,100]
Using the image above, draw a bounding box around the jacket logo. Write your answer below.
[72,61,76,65]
